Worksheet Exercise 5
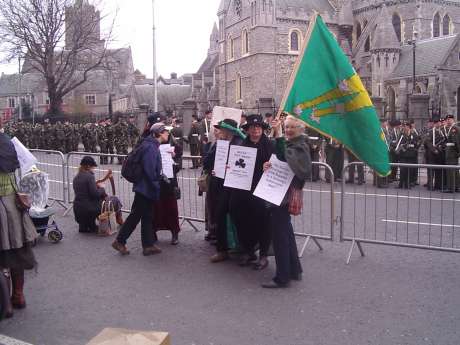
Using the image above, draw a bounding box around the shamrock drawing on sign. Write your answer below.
[235,158,246,169]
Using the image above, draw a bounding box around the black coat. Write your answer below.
[0,133,19,173]
[73,170,106,221]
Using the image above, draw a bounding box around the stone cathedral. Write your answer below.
[195,0,460,125]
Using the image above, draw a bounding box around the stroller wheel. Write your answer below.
[48,230,63,243]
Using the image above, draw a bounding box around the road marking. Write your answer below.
[0,335,34,345]
[382,219,460,228]
[304,188,460,202]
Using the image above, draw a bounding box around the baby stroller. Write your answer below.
[19,169,63,244]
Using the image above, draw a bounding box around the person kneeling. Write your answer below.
[73,156,123,234]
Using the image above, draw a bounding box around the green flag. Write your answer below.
[280,14,390,176]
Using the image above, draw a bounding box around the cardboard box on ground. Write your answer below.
[86,328,171,345]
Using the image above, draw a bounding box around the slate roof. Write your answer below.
[0,73,44,95]
[197,54,219,74]
[372,4,400,51]
[133,84,192,108]
[389,35,458,79]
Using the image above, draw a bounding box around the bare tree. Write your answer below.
[0,0,115,115]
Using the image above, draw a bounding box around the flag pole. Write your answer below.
[276,11,319,120]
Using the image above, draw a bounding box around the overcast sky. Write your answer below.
[0,0,221,78]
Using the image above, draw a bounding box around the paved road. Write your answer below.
[1,212,460,345]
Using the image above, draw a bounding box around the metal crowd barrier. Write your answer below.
[293,162,335,257]
[340,162,460,264]
[64,152,132,216]
[177,155,206,231]
[29,149,68,209]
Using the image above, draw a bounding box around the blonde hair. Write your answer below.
[285,115,306,129]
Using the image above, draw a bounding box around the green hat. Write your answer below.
[214,119,246,140]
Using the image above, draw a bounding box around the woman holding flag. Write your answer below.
[261,116,311,288]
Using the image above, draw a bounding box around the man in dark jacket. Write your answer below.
[112,124,162,256]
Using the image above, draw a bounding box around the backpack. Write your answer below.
[121,143,145,183]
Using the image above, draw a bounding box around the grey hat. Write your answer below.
[150,122,167,135]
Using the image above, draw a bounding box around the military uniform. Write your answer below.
[443,122,460,192]
[63,122,73,153]
[113,120,129,164]
[170,124,184,170]
[127,121,140,150]
[388,123,401,182]
[305,127,322,181]
[423,123,445,190]
[188,120,201,168]
[54,122,66,152]
[374,124,391,188]
[97,124,108,164]
[396,127,419,189]
[105,123,115,164]
[325,138,344,182]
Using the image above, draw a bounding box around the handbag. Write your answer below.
[197,172,209,193]
[98,200,117,237]
[287,186,303,216]
[9,174,31,211]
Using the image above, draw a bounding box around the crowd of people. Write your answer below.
[2,116,140,158]
[0,108,459,320]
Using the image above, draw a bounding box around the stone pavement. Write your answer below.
[1,212,459,345]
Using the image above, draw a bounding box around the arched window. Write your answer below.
[356,22,362,42]
[433,13,441,37]
[376,54,381,68]
[392,13,402,42]
[364,36,370,52]
[236,73,242,102]
[227,35,234,60]
[443,15,451,36]
[290,30,301,52]
[242,29,249,55]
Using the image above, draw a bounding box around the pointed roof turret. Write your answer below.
[211,22,219,40]
[371,4,401,51]
[338,0,353,27]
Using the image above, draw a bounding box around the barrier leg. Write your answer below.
[184,219,200,233]
[63,204,74,217]
[298,235,323,258]
[346,239,365,264]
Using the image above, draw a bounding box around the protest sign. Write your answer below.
[223,145,257,191]
[253,155,295,206]
[214,140,230,179]
[211,106,242,131]
[159,144,175,178]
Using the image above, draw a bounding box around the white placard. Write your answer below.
[11,137,38,175]
[211,106,243,132]
[214,140,230,179]
[160,144,175,178]
[223,145,257,191]
[253,155,295,206]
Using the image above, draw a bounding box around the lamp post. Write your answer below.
[152,0,158,112]
[408,31,418,94]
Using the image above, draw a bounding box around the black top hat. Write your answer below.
[241,114,269,130]
[80,156,97,167]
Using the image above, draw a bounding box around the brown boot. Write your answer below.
[10,269,26,309]
[111,240,130,255]
[142,245,162,256]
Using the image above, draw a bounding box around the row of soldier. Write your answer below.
[3,117,140,162]
[187,112,460,192]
